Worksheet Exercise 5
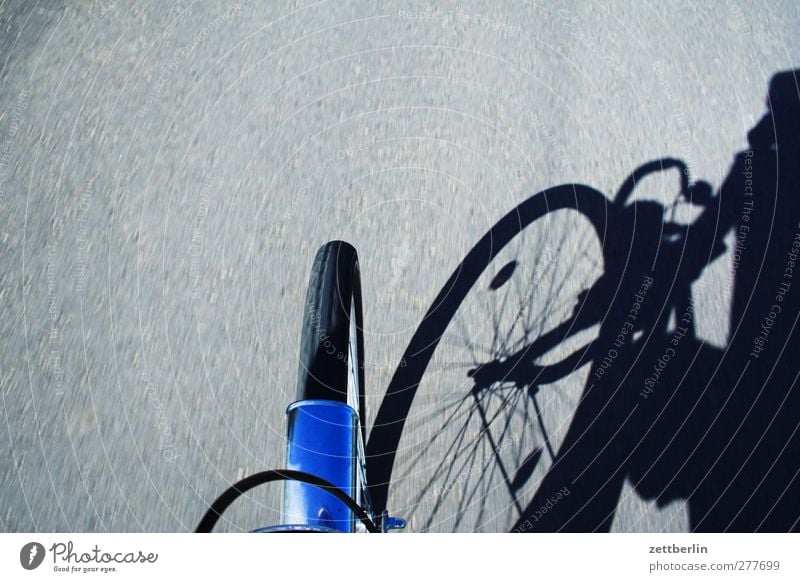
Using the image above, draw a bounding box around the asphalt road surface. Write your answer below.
[1,1,798,532]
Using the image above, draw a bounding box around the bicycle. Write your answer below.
[195,160,715,533]
[196,241,405,533]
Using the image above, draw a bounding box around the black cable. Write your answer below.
[195,469,379,533]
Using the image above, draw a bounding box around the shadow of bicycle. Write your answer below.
[366,69,800,532]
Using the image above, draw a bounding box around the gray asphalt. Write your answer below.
[1,1,798,532]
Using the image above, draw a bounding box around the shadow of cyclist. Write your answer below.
[367,71,800,531]
[680,69,800,531]
[513,69,800,532]
[367,69,800,532]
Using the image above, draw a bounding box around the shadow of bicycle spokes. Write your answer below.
[390,206,604,531]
